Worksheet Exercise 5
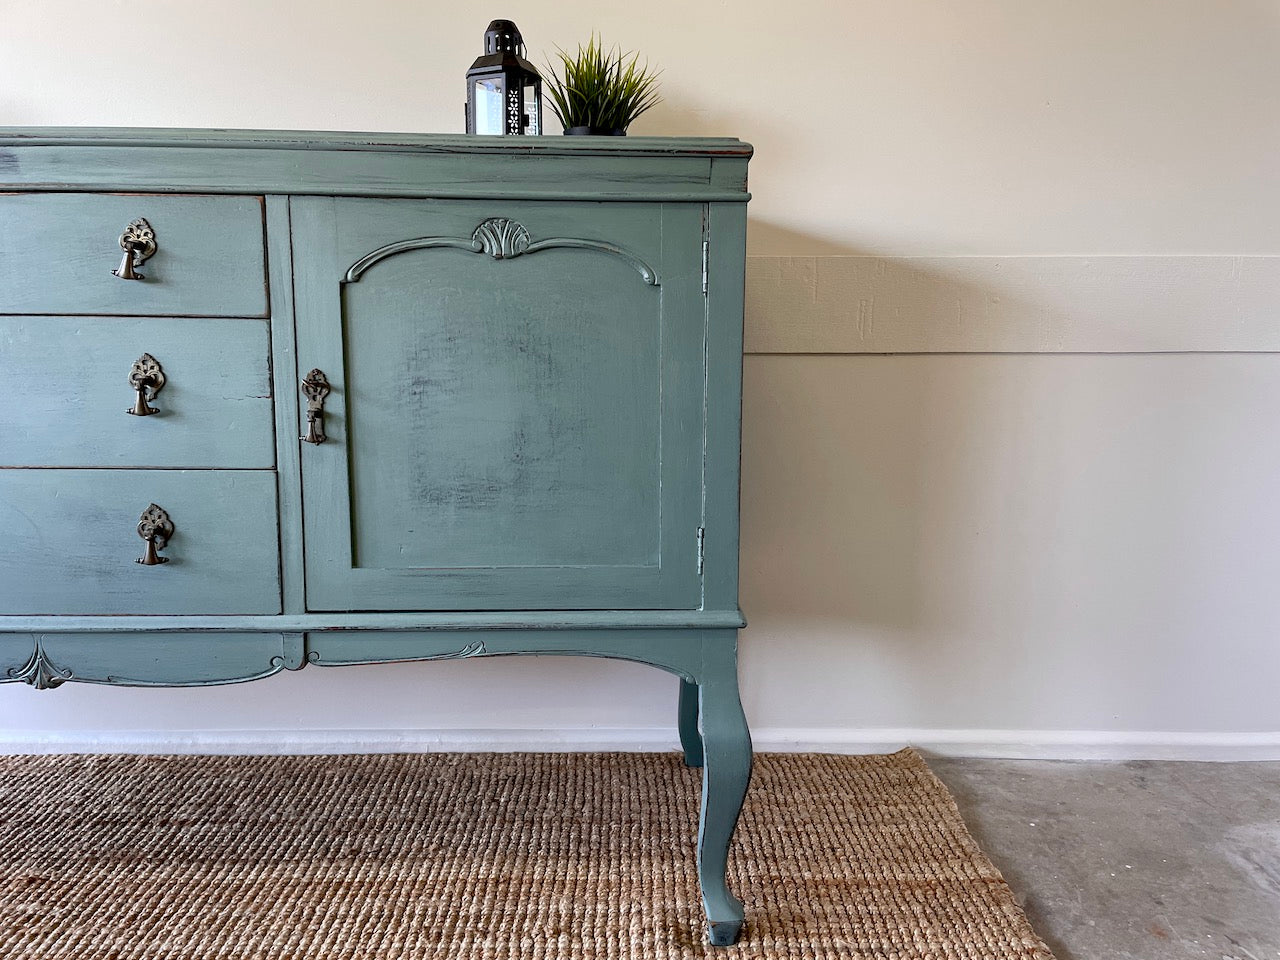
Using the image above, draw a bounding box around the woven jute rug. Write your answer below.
[0,748,1054,960]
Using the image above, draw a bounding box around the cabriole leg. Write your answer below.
[678,678,703,767]
[696,652,752,946]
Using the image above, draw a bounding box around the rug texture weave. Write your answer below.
[0,749,1054,960]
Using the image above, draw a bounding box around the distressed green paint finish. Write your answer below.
[0,317,273,468]
[679,679,704,767]
[698,643,754,947]
[0,632,291,688]
[292,197,705,611]
[0,128,752,947]
[0,610,745,634]
[0,128,750,157]
[0,470,280,615]
[304,627,715,677]
[0,193,267,317]
[265,196,308,615]
[0,129,751,202]
[701,203,749,614]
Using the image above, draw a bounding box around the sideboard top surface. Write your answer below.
[0,128,753,201]
[0,127,752,157]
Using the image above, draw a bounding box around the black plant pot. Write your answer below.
[564,126,626,136]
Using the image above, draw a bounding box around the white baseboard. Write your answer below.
[756,727,1280,762]
[0,727,678,756]
[0,728,685,756]
[1,726,1278,761]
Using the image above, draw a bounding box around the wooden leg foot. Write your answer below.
[696,653,752,947]
[707,918,743,947]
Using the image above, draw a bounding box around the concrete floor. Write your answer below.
[927,757,1280,960]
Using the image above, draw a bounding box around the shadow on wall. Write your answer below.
[735,220,1280,728]
[737,221,997,638]
[631,91,786,145]
[737,226,939,636]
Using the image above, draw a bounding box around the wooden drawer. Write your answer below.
[0,470,280,615]
[0,194,267,317]
[0,317,274,468]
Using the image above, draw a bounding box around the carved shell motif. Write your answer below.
[471,218,531,259]
[8,638,72,690]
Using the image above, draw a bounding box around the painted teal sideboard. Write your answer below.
[0,129,754,946]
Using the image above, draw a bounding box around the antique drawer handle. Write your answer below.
[126,353,166,416]
[112,218,157,281]
[135,503,174,566]
[300,368,331,444]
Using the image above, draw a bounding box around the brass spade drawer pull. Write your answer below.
[112,218,157,280]
[135,503,174,566]
[300,368,331,444]
[126,353,165,416]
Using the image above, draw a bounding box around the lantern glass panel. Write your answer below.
[473,77,505,135]
[522,82,540,134]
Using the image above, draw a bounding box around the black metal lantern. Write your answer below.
[465,20,543,136]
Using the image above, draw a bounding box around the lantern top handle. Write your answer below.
[484,19,526,57]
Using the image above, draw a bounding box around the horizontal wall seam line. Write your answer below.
[744,350,1280,357]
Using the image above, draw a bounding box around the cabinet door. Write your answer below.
[292,198,705,611]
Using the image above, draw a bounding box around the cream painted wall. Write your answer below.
[2,1,1278,757]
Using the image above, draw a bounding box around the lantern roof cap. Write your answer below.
[484,19,524,55]
[466,51,540,76]
[468,18,540,78]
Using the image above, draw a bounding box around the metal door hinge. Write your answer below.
[701,240,709,296]
[696,526,706,575]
